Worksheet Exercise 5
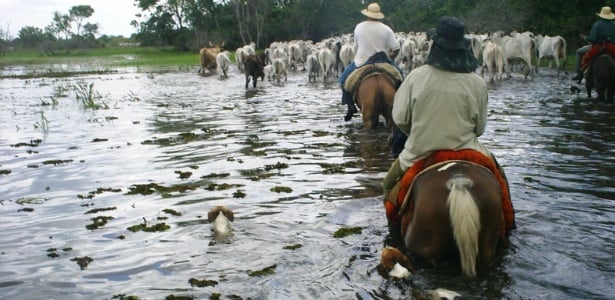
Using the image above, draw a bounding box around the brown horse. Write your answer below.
[355,73,397,131]
[384,160,507,277]
[585,53,615,103]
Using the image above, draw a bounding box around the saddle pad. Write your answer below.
[344,63,402,93]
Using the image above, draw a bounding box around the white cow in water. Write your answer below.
[339,42,355,71]
[536,35,567,75]
[216,51,231,78]
[480,40,506,83]
[306,50,321,82]
[493,34,534,80]
[318,48,336,82]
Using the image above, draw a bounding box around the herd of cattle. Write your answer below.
[198,30,569,87]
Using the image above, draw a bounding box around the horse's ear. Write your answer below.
[221,41,225,47]
[209,41,213,47]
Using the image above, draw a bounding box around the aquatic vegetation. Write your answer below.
[270,186,292,193]
[84,207,117,214]
[126,182,201,195]
[248,264,277,277]
[201,172,230,179]
[333,227,363,238]
[47,247,72,258]
[174,170,192,179]
[73,80,107,109]
[42,159,74,166]
[233,190,246,198]
[127,222,170,232]
[319,163,345,174]
[86,216,114,230]
[10,139,42,147]
[71,256,94,270]
[162,208,182,216]
[188,277,218,287]
[283,244,302,250]
[0,169,11,175]
[17,207,34,212]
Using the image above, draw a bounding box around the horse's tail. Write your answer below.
[446,176,480,276]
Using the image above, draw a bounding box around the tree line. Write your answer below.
[3,0,615,54]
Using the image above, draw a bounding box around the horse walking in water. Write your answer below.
[345,63,401,132]
[382,152,514,277]
[356,73,397,130]
[585,52,615,103]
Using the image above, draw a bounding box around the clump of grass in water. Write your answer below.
[333,226,363,238]
[73,80,107,109]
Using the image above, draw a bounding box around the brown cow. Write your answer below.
[243,53,266,88]
[198,42,224,76]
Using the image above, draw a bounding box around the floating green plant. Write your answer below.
[283,244,303,250]
[71,256,94,270]
[86,216,114,230]
[333,226,363,238]
[248,264,277,277]
[10,139,42,147]
[201,172,230,179]
[42,159,73,166]
[127,222,170,233]
[0,169,11,175]
[319,163,345,174]
[126,182,201,195]
[270,186,292,193]
[85,207,117,214]
[174,170,192,179]
[233,190,246,198]
[188,277,218,287]
[162,208,181,216]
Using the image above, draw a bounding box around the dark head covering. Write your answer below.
[426,16,478,73]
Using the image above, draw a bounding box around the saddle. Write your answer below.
[384,149,515,239]
[343,63,403,99]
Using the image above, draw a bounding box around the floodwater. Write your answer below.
[0,62,613,300]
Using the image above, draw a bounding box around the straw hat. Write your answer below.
[361,2,385,20]
[596,6,615,20]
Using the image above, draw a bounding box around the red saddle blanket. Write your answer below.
[581,42,615,70]
[384,149,515,238]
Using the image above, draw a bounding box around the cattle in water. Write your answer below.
[536,35,567,75]
[243,53,266,88]
[481,40,506,83]
[198,42,224,76]
[216,51,231,79]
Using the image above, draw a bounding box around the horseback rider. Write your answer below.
[339,2,400,121]
[382,16,510,204]
[572,6,615,83]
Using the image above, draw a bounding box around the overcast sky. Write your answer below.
[0,0,141,38]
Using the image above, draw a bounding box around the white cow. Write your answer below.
[306,51,321,82]
[480,40,505,83]
[339,43,356,71]
[263,64,274,82]
[216,51,231,78]
[495,35,534,79]
[272,58,287,83]
[318,48,336,82]
[536,35,567,75]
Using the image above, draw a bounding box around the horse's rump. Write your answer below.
[581,42,615,70]
[385,149,514,239]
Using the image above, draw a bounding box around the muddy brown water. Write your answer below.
[0,63,613,300]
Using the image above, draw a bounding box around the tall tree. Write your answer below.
[69,5,95,36]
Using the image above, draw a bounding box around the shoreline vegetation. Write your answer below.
[0,46,226,79]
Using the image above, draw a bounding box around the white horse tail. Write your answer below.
[446,176,481,276]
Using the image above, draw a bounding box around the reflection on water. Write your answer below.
[0,67,613,299]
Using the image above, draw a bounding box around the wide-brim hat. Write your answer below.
[597,6,615,20]
[431,16,466,50]
[426,16,478,73]
[361,2,385,20]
